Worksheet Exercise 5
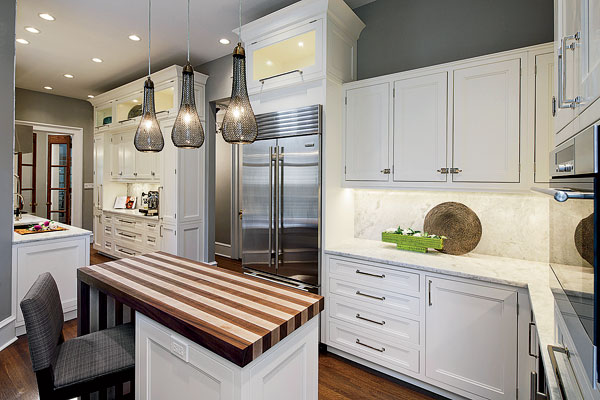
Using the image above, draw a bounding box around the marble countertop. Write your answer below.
[102,208,159,220]
[325,238,562,400]
[13,215,92,245]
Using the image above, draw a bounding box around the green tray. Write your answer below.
[381,232,444,253]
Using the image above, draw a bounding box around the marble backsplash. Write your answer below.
[127,183,160,209]
[354,190,551,262]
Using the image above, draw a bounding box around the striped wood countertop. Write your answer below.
[77,252,324,367]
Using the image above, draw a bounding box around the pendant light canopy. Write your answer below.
[134,0,164,153]
[171,0,204,148]
[221,0,258,144]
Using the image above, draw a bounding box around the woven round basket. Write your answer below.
[575,213,594,265]
[423,202,482,255]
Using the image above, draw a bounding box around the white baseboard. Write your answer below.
[215,242,232,258]
[0,316,16,352]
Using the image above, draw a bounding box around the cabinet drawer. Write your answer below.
[103,240,113,253]
[114,243,141,258]
[103,214,113,224]
[329,320,420,374]
[144,221,159,233]
[328,294,420,345]
[329,278,420,317]
[103,225,113,237]
[114,216,138,229]
[144,235,160,250]
[114,228,143,244]
[329,257,419,293]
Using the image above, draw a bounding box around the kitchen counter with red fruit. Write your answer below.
[13,214,92,244]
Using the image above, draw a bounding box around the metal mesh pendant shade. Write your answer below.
[172,63,204,148]
[134,78,164,152]
[222,44,258,144]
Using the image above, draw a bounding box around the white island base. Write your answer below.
[136,312,319,400]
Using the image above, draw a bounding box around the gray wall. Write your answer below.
[0,0,16,322]
[354,0,554,79]
[15,88,94,230]
[215,109,232,247]
[197,54,234,262]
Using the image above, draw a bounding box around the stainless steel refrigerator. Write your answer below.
[242,105,321,292]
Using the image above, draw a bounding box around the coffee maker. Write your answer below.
[139,191,159,216]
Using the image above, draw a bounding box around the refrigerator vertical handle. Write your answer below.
[279,146,284,265]
[268,146,274,270]
[274,146,280,272]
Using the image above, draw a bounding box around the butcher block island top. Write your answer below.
[77,252,324,367]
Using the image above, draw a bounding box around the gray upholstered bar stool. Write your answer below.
[20,272,135,399]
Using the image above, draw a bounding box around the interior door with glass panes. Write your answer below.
[46,135,72,224]
[17,133,37,214]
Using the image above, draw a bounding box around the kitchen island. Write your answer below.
[77,252,324,400]
[12,215,92,337]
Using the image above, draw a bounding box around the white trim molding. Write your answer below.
[0,316,17,352]
[15,120,84,228]
[215,241,232,258]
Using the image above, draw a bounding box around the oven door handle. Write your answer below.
[547,345,585,400]
[531,187,594,202]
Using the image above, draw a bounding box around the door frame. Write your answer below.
[15,120,83,227]
[46,134,72,224]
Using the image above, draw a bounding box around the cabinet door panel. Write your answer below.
[393,73,447,182]
[453,59,521,183]
[344,83,390,181]
[581,0,600,107]
[121,131,136,179]
[535,53,555,183]
[160,224,178,255]
[160,123,177,225]
[425,277,517,400]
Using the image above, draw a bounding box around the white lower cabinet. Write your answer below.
[425,276,518,400]
[323,254,523,400]
[136,312,319,400]
[160,223,177,254]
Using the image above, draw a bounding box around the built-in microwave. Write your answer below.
[533,121,599,399]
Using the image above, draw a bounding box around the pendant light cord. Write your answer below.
[187,0,190,62]
[238,0,242,43]
[148,0,152,77]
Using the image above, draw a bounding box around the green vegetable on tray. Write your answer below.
[382,227,446,253]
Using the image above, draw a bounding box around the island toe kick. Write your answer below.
[136,312,319,400]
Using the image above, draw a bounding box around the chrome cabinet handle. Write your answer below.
[159,225,163,237]
[356,290,385,301]
[118,219,134,224]
[529,322,538,358]
[355,269,385,278]
[356,313,385,326]
[558,32,582,109]
[119,232,136,239]
[450,167,462,174]
[134,172,138,176]
[437,168,449,174]
[119,248,135,256]
[355,339,385,352]
[259,69,303,84]
[428,280,433,306]
[119,171,123,175]
[380,168,391,174]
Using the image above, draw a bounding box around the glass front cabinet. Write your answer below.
[246,19,324,92]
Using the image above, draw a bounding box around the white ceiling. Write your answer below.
[15,0,372,100]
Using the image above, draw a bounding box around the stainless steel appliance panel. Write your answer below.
[242,139,276,276]
[276,135,320,286]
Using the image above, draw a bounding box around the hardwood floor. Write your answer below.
[0,250,438,400]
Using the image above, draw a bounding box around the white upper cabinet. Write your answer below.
[581,0,600,107]
[393,73,448,182]
[135,148,159,181]
[453,59,521,183]
[247,20,324,93]
[425,277,518,400]
[120,131,136,179]
[344,83,390,182]
[535,53,555,183]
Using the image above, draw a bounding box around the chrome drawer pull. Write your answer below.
[356,313,385,325]
[119,219,134,224]
[356,291,385,301]
[119,248,135,256]
[355,269,385,279]
[119,232,136,239]
[355,339,385,352]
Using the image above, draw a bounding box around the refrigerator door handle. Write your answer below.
[274,146,280,272]
[268,146,274,270]
[279,146,284,263]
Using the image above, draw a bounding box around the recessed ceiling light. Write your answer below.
[39,13,55,21]
[87,95,95,98]
[266,60,273,66]
[219,38,230,45]
[128,34,141,41]
[298,41,304,47]
[92,57,103,63]
[63,74,74,79]
[43,86,52,90]
[25,26,40,34]
[16,38,29,44]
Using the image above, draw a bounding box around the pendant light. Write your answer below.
[221,0,258,144]
[171,0,204,148]
[134,0,164,153]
